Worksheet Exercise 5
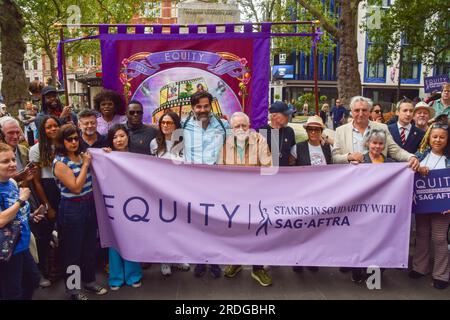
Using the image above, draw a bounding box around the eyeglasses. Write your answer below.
[128,110,143,115]
[306,127,322,133]
[65,136,79,143]
[160,121,174,126]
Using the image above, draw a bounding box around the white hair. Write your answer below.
[230,112,250,126]
[364,129,386,146]
[349,96,373,111]
[0,116,20,130]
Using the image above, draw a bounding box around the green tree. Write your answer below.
[363,0,449,70]
[238,0,363,104]
[16,0,149,86]
[0,0,28,114]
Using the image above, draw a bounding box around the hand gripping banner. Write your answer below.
[91,149,415,268]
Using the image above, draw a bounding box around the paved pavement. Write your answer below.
[33,264,449,300]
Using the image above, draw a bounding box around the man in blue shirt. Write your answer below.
[182,91,230,279]
[330,98,347,130]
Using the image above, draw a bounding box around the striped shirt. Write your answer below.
[52,155,92,199]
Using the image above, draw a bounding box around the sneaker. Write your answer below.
[251,269,272,287]
[84,283,108,295]
[351,269,367,283]
[110,285,121,291]
[131,281,142,288]
[194,264,207,278]
[176,263,190,271]
[433,279,449,290]
[39,277,51,288]
[70,293,88,300]
[141,263,152,270]
[210,264,222,278]
[292,266,303,273]
[224,265,242,278]
[161,264,172,276]
[408,270,425,279]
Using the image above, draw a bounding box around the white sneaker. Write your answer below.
[131,281,142,288]
[176,263,190,271]
[110,285,121,291]
[161,264,172,276]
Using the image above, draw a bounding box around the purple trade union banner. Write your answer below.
[90,149,414,268]
[412,168,450,214]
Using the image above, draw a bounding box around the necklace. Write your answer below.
[424,152,444,170]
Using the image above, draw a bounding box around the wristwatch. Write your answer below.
[16,199,26,207]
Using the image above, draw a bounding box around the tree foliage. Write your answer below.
[363,0,450,67]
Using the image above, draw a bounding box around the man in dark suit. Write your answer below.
[388,99,425,154]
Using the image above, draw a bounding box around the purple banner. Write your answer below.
[424,75,449,93]
[91,149,414,268]
[124,50,245,78]
[100,33,270,128]
[412,168,450,214]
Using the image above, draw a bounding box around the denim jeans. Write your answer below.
[0,249,41,300]
[58,196,97,294]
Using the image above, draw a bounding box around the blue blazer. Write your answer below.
[388,123,425,154]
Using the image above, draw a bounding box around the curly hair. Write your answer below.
[93,90,124,115]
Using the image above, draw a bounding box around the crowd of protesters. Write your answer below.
[0,80,449,300]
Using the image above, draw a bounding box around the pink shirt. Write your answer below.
[97,114,127,136]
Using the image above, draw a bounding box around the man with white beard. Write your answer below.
[78,109,108,152]
[218,112,273,287]
[413,102,435,132]
[218,112,272,166]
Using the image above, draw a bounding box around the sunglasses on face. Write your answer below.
[65,136,79,143]
[128,110,143,115]
[160,121,174,126]
[306,127,322,133]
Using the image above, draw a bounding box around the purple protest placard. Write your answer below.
[90,149,414,268]
[424,75,449,93]
[412,168,450,214]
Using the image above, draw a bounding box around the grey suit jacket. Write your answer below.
[332,120,413,164]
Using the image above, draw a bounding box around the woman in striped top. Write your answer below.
[53,124,108,300]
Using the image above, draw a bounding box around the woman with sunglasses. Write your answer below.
[409,121,450,289]
[104,124,143,290]
[53,124,108,300]
[149,113,189,275]
[369,103,384,123]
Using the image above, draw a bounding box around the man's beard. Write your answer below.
[235,130,249,142]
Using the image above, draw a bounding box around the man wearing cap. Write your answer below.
[258,101,296,167]
[332,96,420,170]
[290,115,332,166]
[413,101,435,132]
[388,98,425,154]
[35,86,78,130]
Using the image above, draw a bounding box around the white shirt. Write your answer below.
[150,138,184,162]
[352,125,370,154]
[29,143,54,179]
[308,143,327,166]
[397,122,412,141]
[420,151,447,170]
[290,142,327,166]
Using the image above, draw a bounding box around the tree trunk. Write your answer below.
[336,1,362,105]
[45,47,57,86]
[0,0,28,115]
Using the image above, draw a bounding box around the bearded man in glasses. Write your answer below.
[125,100,157,154]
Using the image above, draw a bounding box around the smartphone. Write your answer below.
[24,162,36,170]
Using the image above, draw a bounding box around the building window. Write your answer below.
[364,32,386,83]
[90,56,97,67]
[78,56,84,67]
[32,59,38,70]
[143,1,161,19]
[24,60,29,70]
[34,77,39,81]
[400,37,421,84]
